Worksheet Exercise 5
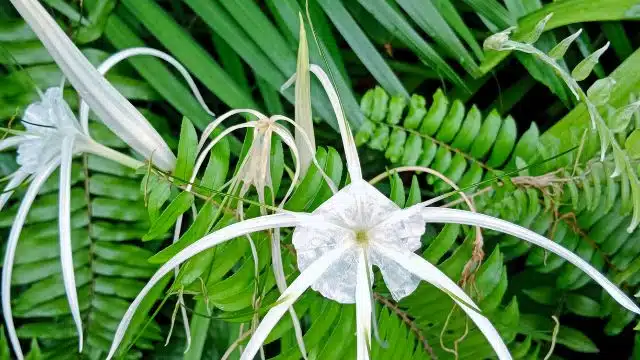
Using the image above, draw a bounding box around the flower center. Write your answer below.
[355,230,368,245]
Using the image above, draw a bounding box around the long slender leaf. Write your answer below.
[396,0,480,76]
[266,0,364,128]
[120,0,258,110]
[317,0,408,98]
[356,0,465,89]
[101,16,212,130]
[182,0,338,127]
[461,0,513,29]
[431,0,484,59]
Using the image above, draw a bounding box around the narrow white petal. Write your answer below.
[272,228,308,359]
[179,296,191,353]
[422,207,640,315]
[272,125,301,205]
[0,170,29,212]
[241,244,352,360]
[0,136,26,152]
[81,47,215,134]
[190,122,254,187]
[271,115,337,194]
[197,109,266,154]
[9,0,175,170]
[106,213,303,360]
[356,250,372,360]
[170,216,191,353]
[379,245,512,360]
[309,64,362,181]
[58,136,83,351]
[2,159,59,360]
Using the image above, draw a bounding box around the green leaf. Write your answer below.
[174,117,198,180]
[24,339,41,360]
[462,0,512,29]
[0,326,10,360]
[587,77,617,106]
[396,0,480,76]
[544,47,640,143]
[565,294,602,317]
[148,200,219,264]
[571,42,610,81]
[356,0,465,88]
[625,129,640,158]
[120,0,258,110]
[143,192,195,241]
[317,0,407,97]
[479,0,640,75]
[548,29,583,59]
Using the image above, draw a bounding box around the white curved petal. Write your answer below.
[81,47,215,134]
[9,0,175,171]
[197,109,266,154]
[2,159,59,360]
[0,136,26,152]
[169,216,192,353]
[309,64,361,181]
[272,228,308,360]
[190,122,254,186]
[106,213,303,360]
[240,244,352,360]
[271,115,337,194]
[0,170,29,212]
[356,250,372,360]
[422,207,640,315]
[379,245,512,360]
[272,125,301,206]
[292,181,421,303]
[58,136,83,351]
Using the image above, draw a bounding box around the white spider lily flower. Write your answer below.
[79,47,215,353]
[108,65,640,360]
[9,0,175,171]
[177,109,335,358]
[0,41,208,357]
[0,88,144,360]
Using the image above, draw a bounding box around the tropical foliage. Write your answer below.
[1,0,640,359]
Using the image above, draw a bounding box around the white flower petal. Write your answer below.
[10,0,175,171]
[197,109,266,154]
[58,136,83,351]
[190,122,254,186]
[422,208,640,315]
[271,115,338,194]
[272,125,301,205]
[271,228,307,359]
[309,64,361,181]
[81,47,215,134]
[240,244,352,360]
[292,181,422,303]
[0,136,27,152]
[107,213,302,360]
[170,216,191,353]
[0,170,29,211]
[356,250,372,360]
[379,245,512,360]
[2,159,60,360]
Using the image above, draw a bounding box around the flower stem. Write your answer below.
[82,139,144,170]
